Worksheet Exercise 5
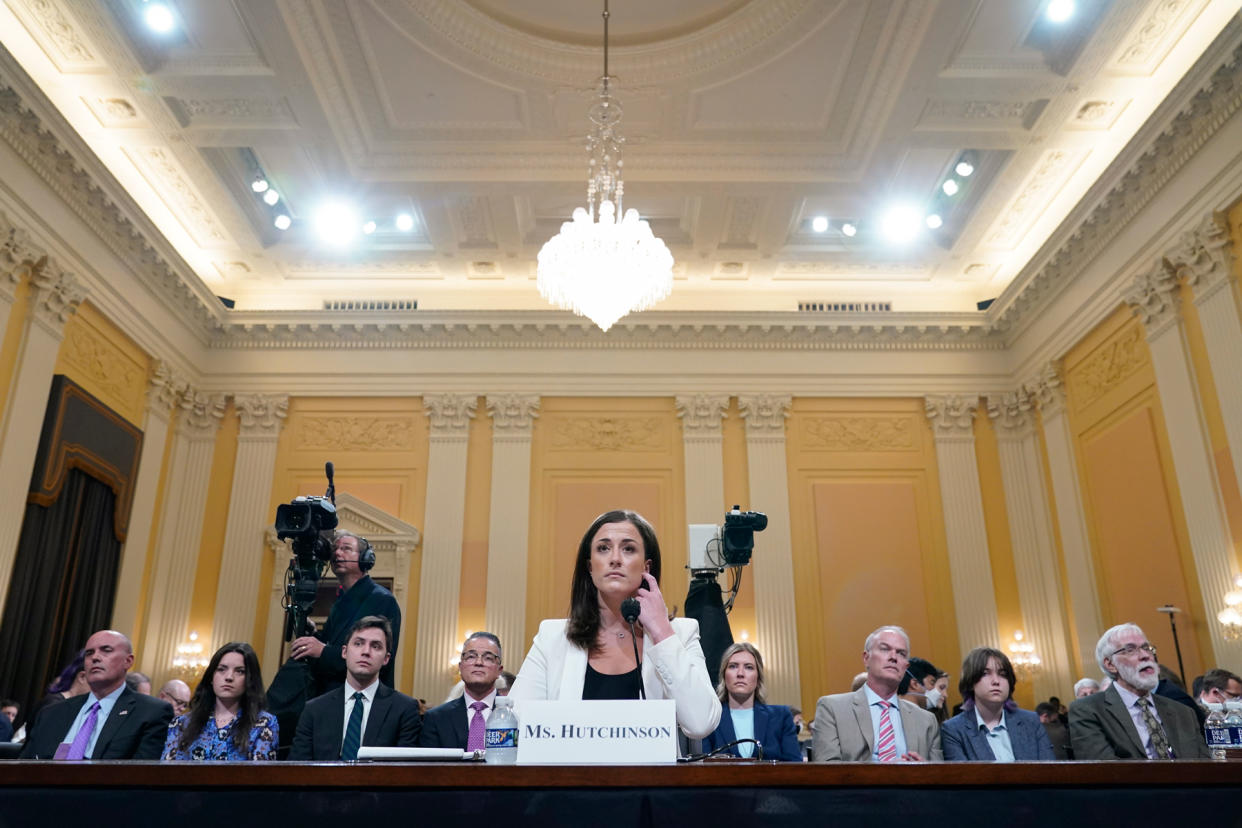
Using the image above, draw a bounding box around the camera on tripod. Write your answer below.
[688,505,768,574]
[274,464,339,642]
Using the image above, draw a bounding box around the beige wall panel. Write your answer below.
[52,301,149,427]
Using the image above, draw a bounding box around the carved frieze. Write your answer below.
[297,416,418,451]
[675,394,730,436]
[800,416,915,451]
[550,417,664,452]
[924,395,978,437]
[59,322,145,417]
[1068,325,1149,412]
[486,393,540,435]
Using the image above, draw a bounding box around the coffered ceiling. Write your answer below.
[0,0,1238,320]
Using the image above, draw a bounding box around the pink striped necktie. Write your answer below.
[876,700,897,762]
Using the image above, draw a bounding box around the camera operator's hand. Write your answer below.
[291,636,324,661]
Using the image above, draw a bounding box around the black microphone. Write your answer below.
[325,461,336,504]
[620,598,640,623]
[619,598,645,700]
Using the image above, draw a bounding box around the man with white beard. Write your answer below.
[1068,623,1208,759]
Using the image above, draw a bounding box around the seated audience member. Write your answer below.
[899,657,942,710]
[941,648,1055,761]
[850,672,868,692]
[125,671,152,695]
[1068,623,1209,760]
[421,632,504,750]
[291,616,420,760]
[1073,678,1100,698]
[163,642,277,761]
[701,642,801,761]
[30,651,89,723]
[21,630,172,760]
[1037,702,1072,760]
[0,699,13,742]
[498,671,516,696]
[508,510,721,740]
[1154,663,1205,729]
[811,625,941,762]
[1198,668,1242,706]
[157,679,192,716]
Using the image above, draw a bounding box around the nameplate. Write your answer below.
[515,700,677,765]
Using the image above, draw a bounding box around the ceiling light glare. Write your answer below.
[144,3,175,33]
[841,222,857,238]
[955,160,974,177]
[273,214,291,230]
[251,177,269,193]
[314,201,359,246]
[942,179,960,197]
[925,214,943,229]
[263,189,280,206]
[362,220,377,235]
[395,213,415,232]
[880,205,921,243]
[1046,0,1074,23]
[811,216,829,233]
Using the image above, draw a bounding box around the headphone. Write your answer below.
[338,533,375,572]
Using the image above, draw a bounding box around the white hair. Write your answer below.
[1095,623,1145,676]
[1073,677,1100,696]
[863,625,910,654]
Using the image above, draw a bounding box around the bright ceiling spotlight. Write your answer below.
[362,220,377,235]
[925,214,943,229]
[942,179,960,197]
[273,214,291,230]
[880,205,922,243]
[1046,0,1075,23]
[841,222,857,237]
[313,201,360,246]
[395,213,415,232]
[955,160,974,177]
[811,216,829,233]
[251,176,269,193]
[263,189,280,206]
[144,3,176,33]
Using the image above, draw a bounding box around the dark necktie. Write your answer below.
[1136,697,1173,759]
[341,692,365,760]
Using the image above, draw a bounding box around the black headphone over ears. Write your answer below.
[356,536,375,572]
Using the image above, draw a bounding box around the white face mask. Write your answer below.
[924,687,944,709]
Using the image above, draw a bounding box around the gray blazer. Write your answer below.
[941,706,1056,761]
[811,686,942,762]
[1068,684,1209,760]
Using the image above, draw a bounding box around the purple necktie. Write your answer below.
[467,701,487,751]
[64,701,101,761]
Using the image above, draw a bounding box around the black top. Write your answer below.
[583,665,642,700]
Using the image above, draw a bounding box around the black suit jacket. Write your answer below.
[312,576,401,696]
[20,687,172,759]
[1068,683,1209,759]
[290,683,421,760]
[418,696,469,749]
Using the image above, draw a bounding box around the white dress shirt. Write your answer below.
[62,684,126,757]
[862,683,907,759]
[341,677,380,751]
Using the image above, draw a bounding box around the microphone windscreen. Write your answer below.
[325,461,334,479]
[620,597,640,623]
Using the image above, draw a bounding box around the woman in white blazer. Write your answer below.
[509,509,721,739]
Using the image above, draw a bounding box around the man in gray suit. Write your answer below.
[811,625,941,762]
[1069,623,1208,760]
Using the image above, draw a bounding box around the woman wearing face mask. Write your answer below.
[701,642,801,761]
[940,647,1055,761]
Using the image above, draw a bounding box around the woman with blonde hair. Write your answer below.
[701,641,801,761]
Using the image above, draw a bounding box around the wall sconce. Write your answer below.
[1218,575,1242,641]
[171,631,210,682]
[448,630,473,674]
[1008,630,1042,677]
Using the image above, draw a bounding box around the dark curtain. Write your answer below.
[0,469,121,728]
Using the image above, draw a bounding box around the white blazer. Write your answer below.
[509,617,722,739]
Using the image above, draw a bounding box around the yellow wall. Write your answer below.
[52,301,150,427]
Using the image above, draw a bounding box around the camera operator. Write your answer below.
[289,531,401,697]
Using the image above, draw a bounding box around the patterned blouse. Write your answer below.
[162,710,279,761]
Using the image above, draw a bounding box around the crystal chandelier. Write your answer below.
[1008,630,1042,678]
[537,1,673,332]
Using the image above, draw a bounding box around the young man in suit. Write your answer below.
[21,630,172,759]
[419,632,503,751]
[290,616,421,760]
[811,625,942,762]
[1069,623,1209,760]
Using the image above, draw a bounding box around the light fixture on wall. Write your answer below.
[448,630,473,675]
[1008,630,1042,678]
[171,631,210,682]
[536,0,674,332]
[1218,575,1242,641]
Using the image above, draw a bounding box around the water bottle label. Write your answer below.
[486,728,518,749]
[1205,725,1242,748]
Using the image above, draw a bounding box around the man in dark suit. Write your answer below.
[420,632,504,750]
[1069,623,1209,760]
[290,616,420,760]
[289,532,401,697]
[21,630,172,759]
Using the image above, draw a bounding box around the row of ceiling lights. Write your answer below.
[251,174,418,243]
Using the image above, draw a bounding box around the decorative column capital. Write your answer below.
[1027,362,1068,417]
[424,393,477,437]
[737,394,791,435]
[1124,258,1181,337]
[0,214,45,301]
[924,394,978,437]
[676,394,730,437]
[28,261,85,333]
[986,389,1035,438]
[486,394,540,436]
[234,393,289,437]
[147,361,189,418]
[178,388,227,437]
[1173,212,1234,299]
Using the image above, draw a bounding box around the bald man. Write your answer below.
[21,630,172,759]
[157,679,192,716]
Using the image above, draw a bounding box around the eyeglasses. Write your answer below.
[1110,643,1157,658]
[460,651,500,666]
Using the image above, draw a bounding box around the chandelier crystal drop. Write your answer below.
[536,2,673,332]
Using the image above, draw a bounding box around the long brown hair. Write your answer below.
[178,642,266,755]
[565,509,662,653]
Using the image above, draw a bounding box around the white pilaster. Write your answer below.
[0,262,84,618]
[1030,364,1104,678]
[111,362,184,634]
[987,389,1074,701]
[1125,260,1242,665]
[737,394,800,706]
[483,393,539,660]
[924,395,1001,653]
[138,388,226,680]
[676,394,729,524]
[211,394,288,648]
[0,211,44,344]
[413,393,476,699]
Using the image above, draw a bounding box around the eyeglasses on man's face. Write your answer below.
[1110,642,1156,658]
[460,651,500,665]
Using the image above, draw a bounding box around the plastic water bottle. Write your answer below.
[1226,700,1242,751]
[1205,703,1227,761]
[484,695,519,764]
